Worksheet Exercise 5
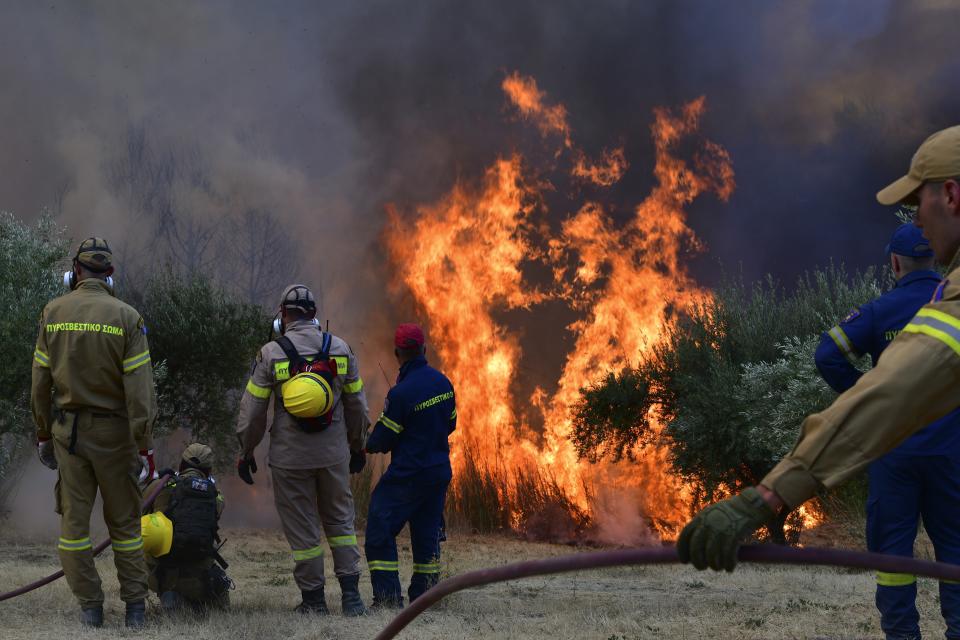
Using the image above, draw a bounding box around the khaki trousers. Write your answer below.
[271,459,361,591]
[52,411,147,607]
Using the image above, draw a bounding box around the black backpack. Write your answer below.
[164,476,219,564]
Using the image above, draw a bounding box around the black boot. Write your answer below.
[409,572,440,603]
[294,587,329,615]
[338,574,366,617]
[160,591,182,612]
[125,600,146,629]
[80,606,103,628]
[370,594,404,610]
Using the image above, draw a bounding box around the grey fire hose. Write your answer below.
[0,473,172,603]
[372,545,960,640]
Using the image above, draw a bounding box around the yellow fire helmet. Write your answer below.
[141,512,173,558]
[281,372,333,418]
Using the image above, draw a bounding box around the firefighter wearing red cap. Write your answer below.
[235,284,369,616]
[30,237,156,629]
[365,323,457,608]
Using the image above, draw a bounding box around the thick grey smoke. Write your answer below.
[3,1,958,297]
[2,1,959,530]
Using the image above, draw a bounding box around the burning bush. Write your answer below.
[385,72,734,542]
[572,263,883,541]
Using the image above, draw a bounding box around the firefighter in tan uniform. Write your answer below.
[31,238,157,629]
[236,284,370,616]
[679,126,960,580]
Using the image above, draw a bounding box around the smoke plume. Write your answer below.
[2,1,959,531]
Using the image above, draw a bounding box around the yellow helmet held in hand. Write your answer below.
[141,512,173,557]
[281,372,333,418]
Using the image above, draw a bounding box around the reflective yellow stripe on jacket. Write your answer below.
[332,356,349,375]
[827,325,860,366]
[122,350,151,373]
[343,378,364,394]
[903,308,960,356]
[379,414,403,433]
[246,378,271,399]
[34,348,50,368]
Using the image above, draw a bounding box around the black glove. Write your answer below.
[677,487,776,572]
[349,451,366,474]
[37,438,57,470]
[237,456,257,485]
[157,467,176,480]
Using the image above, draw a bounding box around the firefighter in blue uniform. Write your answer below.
[815,223,960,640]
[364,323,456,608]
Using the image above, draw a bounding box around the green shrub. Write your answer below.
[0,212,70,510]
[129,268,266,467]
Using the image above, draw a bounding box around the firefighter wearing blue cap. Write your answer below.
[364,323,456,608]
[814,223,960,640]
[678,126,960,638]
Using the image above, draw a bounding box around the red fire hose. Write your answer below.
[0,473,171,603]
[372,545,960,640]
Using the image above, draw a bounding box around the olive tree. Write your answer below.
[128,269,266,468]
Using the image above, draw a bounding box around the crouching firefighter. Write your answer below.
[236,284,370,616]
[142,443,231,611]
[365,323,456,608]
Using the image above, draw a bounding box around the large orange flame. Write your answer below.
[384,73,735,541]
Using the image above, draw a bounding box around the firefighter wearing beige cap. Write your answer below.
[236,284,370,616]
[142,443,229,612]
[31,237,157,629]
[679,125,960,584]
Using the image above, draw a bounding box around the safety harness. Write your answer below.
[274,333,339,432]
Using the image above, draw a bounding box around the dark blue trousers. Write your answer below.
[364,478,449,606]
[867,455,960,639]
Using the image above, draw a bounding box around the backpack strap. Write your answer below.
[320,332,332,360]
[162,481,182,518]
[274,335,305,370]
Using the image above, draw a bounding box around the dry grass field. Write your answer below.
[0,525,952,640]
